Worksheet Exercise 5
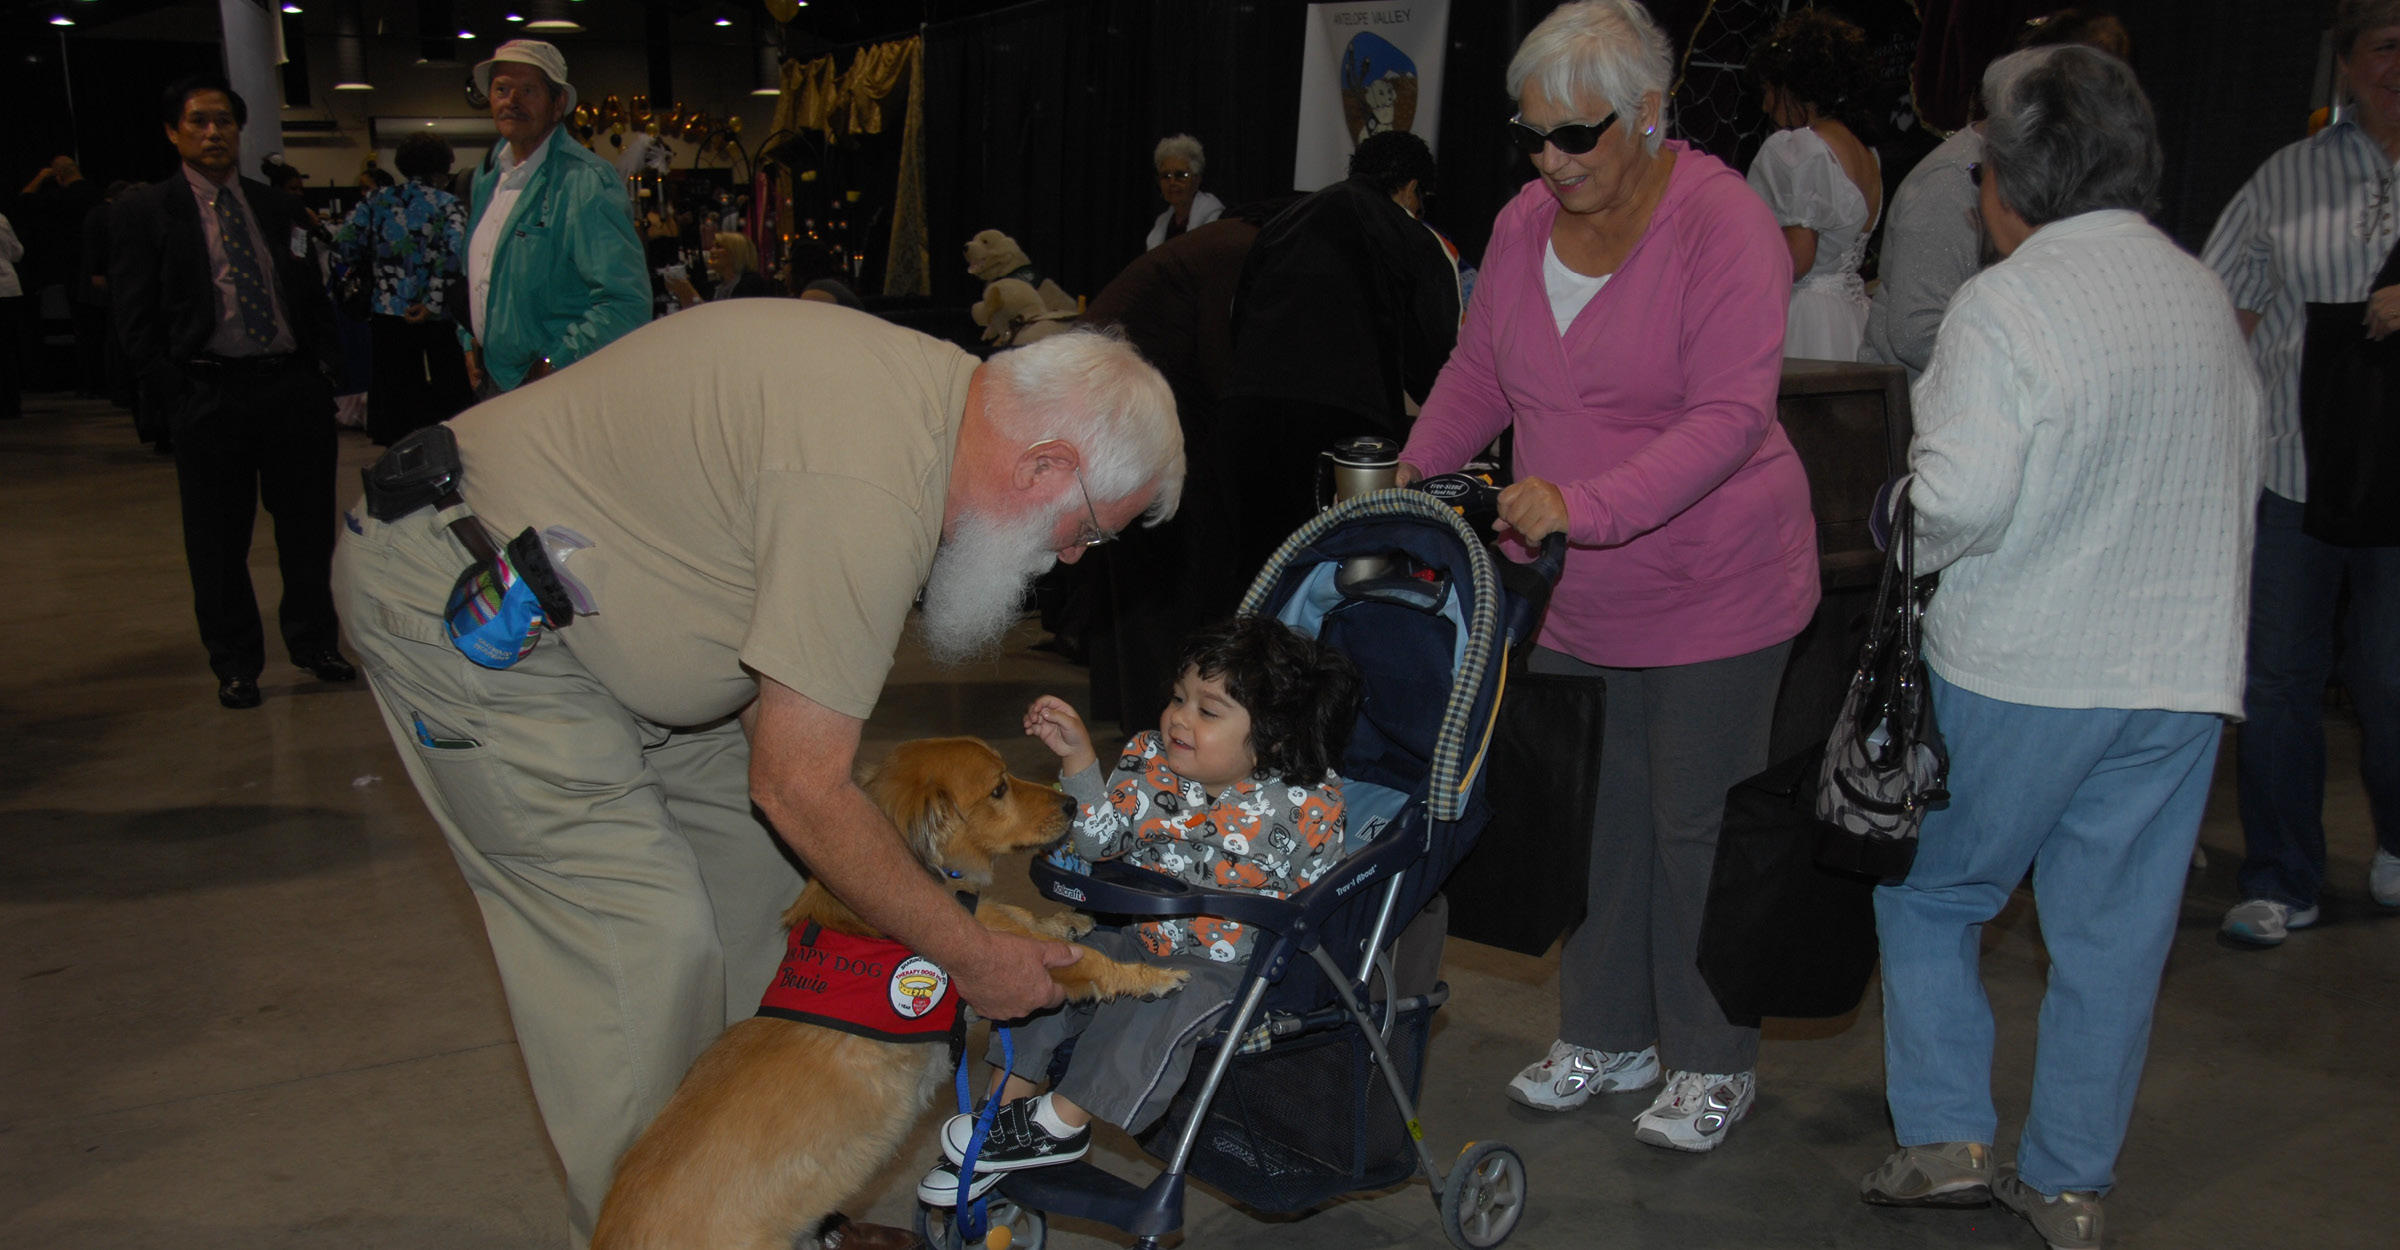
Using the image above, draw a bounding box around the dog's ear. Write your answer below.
[867,745,960,870]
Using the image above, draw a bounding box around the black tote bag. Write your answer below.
[1698,744,1883,1024]
[2298,239,2400,547]
[1443,646,1606,956]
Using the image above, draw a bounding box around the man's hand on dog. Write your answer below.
[951,931,1081,1020]
[1024,694,1098,777]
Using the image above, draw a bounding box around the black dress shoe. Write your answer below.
[295,652,357,683]
[218,677,262,709]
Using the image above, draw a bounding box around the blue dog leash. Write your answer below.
[951,1025,1014,1243]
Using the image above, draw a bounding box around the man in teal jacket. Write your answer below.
[459,41,648,393]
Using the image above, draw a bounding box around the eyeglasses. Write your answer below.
[1157,170,1194,182]
[1069,467,1113,547]
[1507,112,1620,156]
[1966,161,1983,187]
[1028,440,1115,548]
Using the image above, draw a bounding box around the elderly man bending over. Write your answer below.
[332,303,1183,1249]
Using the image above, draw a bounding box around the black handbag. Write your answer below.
[1815,494,1947,881]
[1698,744,1882,1024]
[1442,643,1606,956]
[2297,237,2400,547]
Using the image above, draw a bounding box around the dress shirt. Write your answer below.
[468,132,555,341]
[181,163,296,357]
[2202,116,2397,501]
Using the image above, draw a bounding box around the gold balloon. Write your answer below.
[726,115,743,135]
[645,119,662,137]
[571,103,593,129]
[599,94,625,128]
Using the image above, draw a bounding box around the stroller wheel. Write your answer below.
[914,1197,1048,1250]
[1439,1141,1527,1250]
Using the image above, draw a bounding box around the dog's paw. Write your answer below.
[1052,912,1098,940]
[1134,966,1191,1000]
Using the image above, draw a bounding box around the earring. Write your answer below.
[1644,125,1655,136]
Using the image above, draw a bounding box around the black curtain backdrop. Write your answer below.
[908,0,2318,316]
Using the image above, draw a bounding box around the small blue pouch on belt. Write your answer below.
[443,527,577,669]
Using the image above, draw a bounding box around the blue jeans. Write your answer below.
[2236,491,2400,908]
[1876,672,2223,1197]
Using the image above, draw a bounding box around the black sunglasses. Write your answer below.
[1507,112,1620,156]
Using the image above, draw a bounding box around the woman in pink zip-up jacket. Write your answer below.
[1397,0,1818,1155]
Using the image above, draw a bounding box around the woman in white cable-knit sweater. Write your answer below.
[1859,46,2263,1244]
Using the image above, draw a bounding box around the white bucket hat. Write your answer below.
[473,39,577,112]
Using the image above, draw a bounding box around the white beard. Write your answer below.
[917,509,1061,666]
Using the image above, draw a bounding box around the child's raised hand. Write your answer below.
[1023,695,1098,777]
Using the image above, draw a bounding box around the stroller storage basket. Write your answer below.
[1137,996,1436,1214]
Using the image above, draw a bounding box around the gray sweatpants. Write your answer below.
[985,927,1249,1133]
[1536,640,1790,1076]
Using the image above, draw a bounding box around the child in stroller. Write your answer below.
[916,616,1363,1204]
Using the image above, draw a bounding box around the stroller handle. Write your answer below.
[1412,473,1569,609]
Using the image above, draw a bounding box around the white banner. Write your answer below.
[1291,2,1450,192]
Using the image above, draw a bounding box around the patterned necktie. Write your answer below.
[212,186,280,349]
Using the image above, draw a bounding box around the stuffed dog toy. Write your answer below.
[965,229,1079,348]
[592,737,1185,1250]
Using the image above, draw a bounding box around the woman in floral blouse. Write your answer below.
[334,133,472,444]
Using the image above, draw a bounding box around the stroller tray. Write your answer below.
[1138,997,1436,1214]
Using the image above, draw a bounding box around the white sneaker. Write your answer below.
[1503,1040,1660,1110]
[1632,1070,1754,1153]
[2372,849,2400,909]
[2220,897,2321,946]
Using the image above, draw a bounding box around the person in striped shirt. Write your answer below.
[2201,0,2400,946]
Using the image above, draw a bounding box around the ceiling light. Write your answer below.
[50,14,74,24]
[504,12,522,20]
[282,3,303,11]
[524,0,580,32]
[714,17,731,26]
[457,29,474,38]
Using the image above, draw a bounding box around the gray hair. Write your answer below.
[1984,45,2159,228]
[981,327,1185,523]
[1978,46,2058,120]
[1153,134,1205,179]
[2335,0,2400,58]
[1505,0,1675,154]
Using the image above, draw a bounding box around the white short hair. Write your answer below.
[1153,134,1205,178]
[981,327,1185,522]
[1979,46,2060,120]
[1506,1,1675,154]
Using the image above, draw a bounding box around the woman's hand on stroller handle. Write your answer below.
[1495,477,1569,545]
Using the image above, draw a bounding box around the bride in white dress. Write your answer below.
[1745,12,1884,361]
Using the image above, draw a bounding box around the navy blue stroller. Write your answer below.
[918,487,1564,1250]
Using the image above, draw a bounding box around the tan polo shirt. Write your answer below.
[451,299,979,727]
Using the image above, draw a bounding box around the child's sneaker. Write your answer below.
[1631,1070,1754,1152]
[940,1096,1090,1173]
[1504,1040,1660,1110]
[915,1160,1005,1207]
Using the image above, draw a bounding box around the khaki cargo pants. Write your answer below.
[331,505,802,1248]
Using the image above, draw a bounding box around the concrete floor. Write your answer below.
[3,393,2392,1250]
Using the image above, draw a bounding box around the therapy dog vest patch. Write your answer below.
[757,920,963,1044]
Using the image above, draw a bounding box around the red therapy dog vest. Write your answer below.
[757,920,963,1044]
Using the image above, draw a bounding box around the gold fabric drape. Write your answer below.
[768,36,929,296]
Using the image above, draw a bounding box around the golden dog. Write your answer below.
[593,737,1186,1250]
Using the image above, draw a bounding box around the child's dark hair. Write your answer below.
[1176,616,1363,782]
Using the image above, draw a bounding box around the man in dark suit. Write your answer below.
[112,76,355,709]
